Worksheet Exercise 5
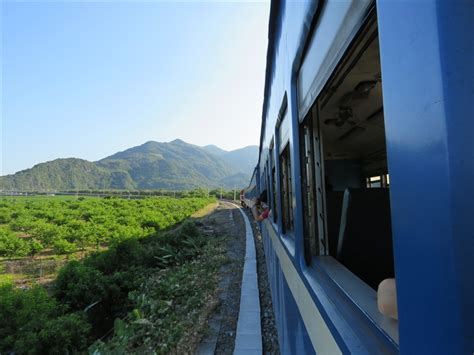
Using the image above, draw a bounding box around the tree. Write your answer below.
[0,230,29,259]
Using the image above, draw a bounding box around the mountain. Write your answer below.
[201,144,227,156]
[221,146,258,175]
[0,140,258,191]
[97,140,241,190]
[0,158,134,191]
[202,145,258,174]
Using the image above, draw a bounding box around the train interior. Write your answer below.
[318,24,395,290]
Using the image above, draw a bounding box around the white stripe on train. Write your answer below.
[264,220,342,354]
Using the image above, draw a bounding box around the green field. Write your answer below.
[0,196,213,259]
[0,195,225,353]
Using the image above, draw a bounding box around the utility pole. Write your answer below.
[233,186,236,201]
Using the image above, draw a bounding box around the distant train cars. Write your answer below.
[252,1,473,354]
[240,189,245,207]
[241,168,258,208]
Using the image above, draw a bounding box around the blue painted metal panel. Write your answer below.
[377,1,474,353]
[262,224,315,354]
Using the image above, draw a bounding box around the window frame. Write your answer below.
[269,140,278,224]
[279,142,293,235]
[300,112,321,261]
[295,5,399,345]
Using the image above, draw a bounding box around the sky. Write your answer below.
[1,1,270,175]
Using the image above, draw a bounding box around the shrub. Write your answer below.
[0,284,90,353]
[0,230,30,258]
[103,268,146,315]
[53,239,76,255]
[85,239,145,274]
[35,313,91,354]
[113,239,145,268]
[0,209,12,224]
[28,238,44,257]
[0,284,54,351]
[54,261,107,310]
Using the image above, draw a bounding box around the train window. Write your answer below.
[299,116,324,261]
[265,165,271,207]
[367,174,389,188]
[268,145,278,223]
[367,175,381,188]
[271,153,278,223]
[300,16,395,289]
[262,167,267,192]
[280,144,293,234]
[268,139,278,223]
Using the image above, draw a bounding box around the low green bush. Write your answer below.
[0,229,30,258]
[54,261,107,310]
[0,284,91,354]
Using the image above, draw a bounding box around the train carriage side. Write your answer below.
[242,168,259,208]
[256,1,473,354]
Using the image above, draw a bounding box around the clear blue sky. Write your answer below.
[1,1,270,175]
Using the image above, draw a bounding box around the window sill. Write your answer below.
[308,256,399,346]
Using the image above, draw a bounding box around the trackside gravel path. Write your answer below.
[197,202,280,354]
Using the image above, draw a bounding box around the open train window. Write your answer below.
[262,166,267,195]
[270,149,278,223]
[299,115,325,261]
[268,142,278,224]
[280,144,293,234]
[299,15,395,290]
[266,165,271,207]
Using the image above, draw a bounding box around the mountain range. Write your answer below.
[0,139,258,191]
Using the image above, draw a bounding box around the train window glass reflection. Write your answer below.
[280,144,293,234]
[302,19,395,289]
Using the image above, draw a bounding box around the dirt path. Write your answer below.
[197,201,280,354]
[197,201,245,354]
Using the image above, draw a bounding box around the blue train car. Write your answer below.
[255,1,473,354]
[242,168,259,207]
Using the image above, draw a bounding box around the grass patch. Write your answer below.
[0,273,26,286]
[191,202,219,218]
[91,233,226,354]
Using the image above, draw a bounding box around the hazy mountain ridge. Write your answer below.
[0,140,258,190]
[201,144,227,156]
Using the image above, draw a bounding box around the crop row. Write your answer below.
[0,196,215,258]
